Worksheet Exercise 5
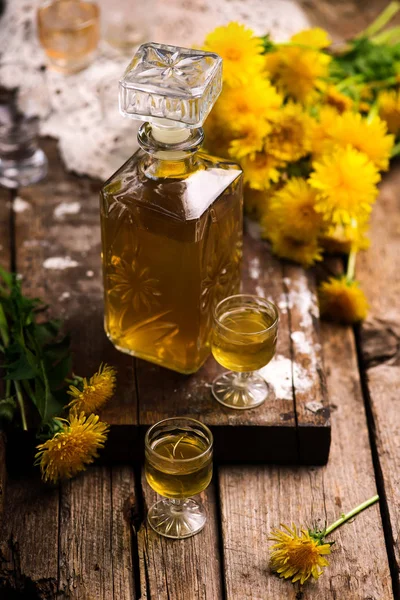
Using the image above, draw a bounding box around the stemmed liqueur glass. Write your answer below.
[211,294,279,409]
[145,417,213,539]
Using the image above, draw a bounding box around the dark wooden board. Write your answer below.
[358,165,400,593]
[10,138,330,464]
[218,320,392,599]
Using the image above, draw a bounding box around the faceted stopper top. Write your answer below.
[119,43,222,129]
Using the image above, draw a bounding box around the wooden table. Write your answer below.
[1,4,400,599]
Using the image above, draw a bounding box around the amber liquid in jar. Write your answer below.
[37,0,100,73]
[212,307,277,372]
[100,152,242,374]
[145,431,213,499]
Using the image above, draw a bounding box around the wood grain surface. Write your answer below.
[138,474,223,599]
[218,321,392,599]
[358,165,400,594]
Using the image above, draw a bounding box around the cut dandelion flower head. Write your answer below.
[67,363,117,414]
[35,412,109,484]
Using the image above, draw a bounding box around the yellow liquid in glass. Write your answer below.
[37,1,99,72]
[212,308,277,372]
[145,433,212,499]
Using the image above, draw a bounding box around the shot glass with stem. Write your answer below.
[211,294,279,410]
[145,417,213,539]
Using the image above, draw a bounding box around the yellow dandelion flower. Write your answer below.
[219,77,283,125]
[241,151,283,191]
[265,178,324,242]
[291,27,332,50]
[318,276,368,323]
[330,111,394,171]
[268,231,323,267]
[321,220,370,254]
[309,106,338,157]
[265,45,331,103]
[378,89,400,135]
[269,524,331,584]
[67,364,117,413]
[229,116,271,159]
[323,85,353,113]
[203,22,264,86]
[267,103,312,162]
[35,412,109,483]
[244,187,274,219]
[309,146,380,225]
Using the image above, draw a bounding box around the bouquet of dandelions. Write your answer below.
[202,2,400,324]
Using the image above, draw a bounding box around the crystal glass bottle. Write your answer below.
[100,43,243,374]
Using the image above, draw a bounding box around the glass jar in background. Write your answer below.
[37,0,100,74]
[0,64,50,188]
[98,0,155,53]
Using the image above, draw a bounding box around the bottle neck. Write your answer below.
[137,122,204,179]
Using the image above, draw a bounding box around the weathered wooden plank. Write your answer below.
[0,473,59,598]
[137,225,329,463]
[13,139,138,460]
[283,264,330,464]
[358,165,400,591]
[219,321,392,599]
[138,475,223,599]
[59,466,136,599]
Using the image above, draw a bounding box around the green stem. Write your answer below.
[346,247,357,281]
[14,381,28,432]
[391,140,400,157]
[357,1,400,38]
[325,495,379,536]
[0,303,9,348]
[371,24,400,45]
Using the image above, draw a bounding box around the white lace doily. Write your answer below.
[0,0,309,180]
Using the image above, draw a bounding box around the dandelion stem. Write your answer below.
[346,248,357,281]
[14,381,28,432]
[357,1,400,39]
[325,495,379,536]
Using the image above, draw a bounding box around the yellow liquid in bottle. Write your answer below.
[212,308,277,372]
[145,433,213,499]
[100,152,242,374]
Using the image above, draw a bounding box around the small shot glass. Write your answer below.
[211,294,279,410]
[37,0,100,74]
[145,417,213,539]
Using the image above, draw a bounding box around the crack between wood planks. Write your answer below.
[354,324,400,600]
[282,265,301,464]
[214,469,228,600]
[132,463,146,599]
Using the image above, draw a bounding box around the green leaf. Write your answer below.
[0,397,17,423]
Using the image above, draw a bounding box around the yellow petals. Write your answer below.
[318,276,368,323]
[309,106,338,157]
[267,102,312,162]
[378,89,400,135]
[241,151,283,191]
[291,27,331,49]
[265,44,331,103]
[268,233,323,268]
[203,22,264,86]
[264,178,324,243]
[269,524,331,584]
[309,146,380,225]
[229,116,271,159]
[323,85,353,113]
[329,111,394,171]
[218,77,283,124]
[67,364,117,414]
[35,412,109,483]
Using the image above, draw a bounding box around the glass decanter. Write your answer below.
[100,43,243,374]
